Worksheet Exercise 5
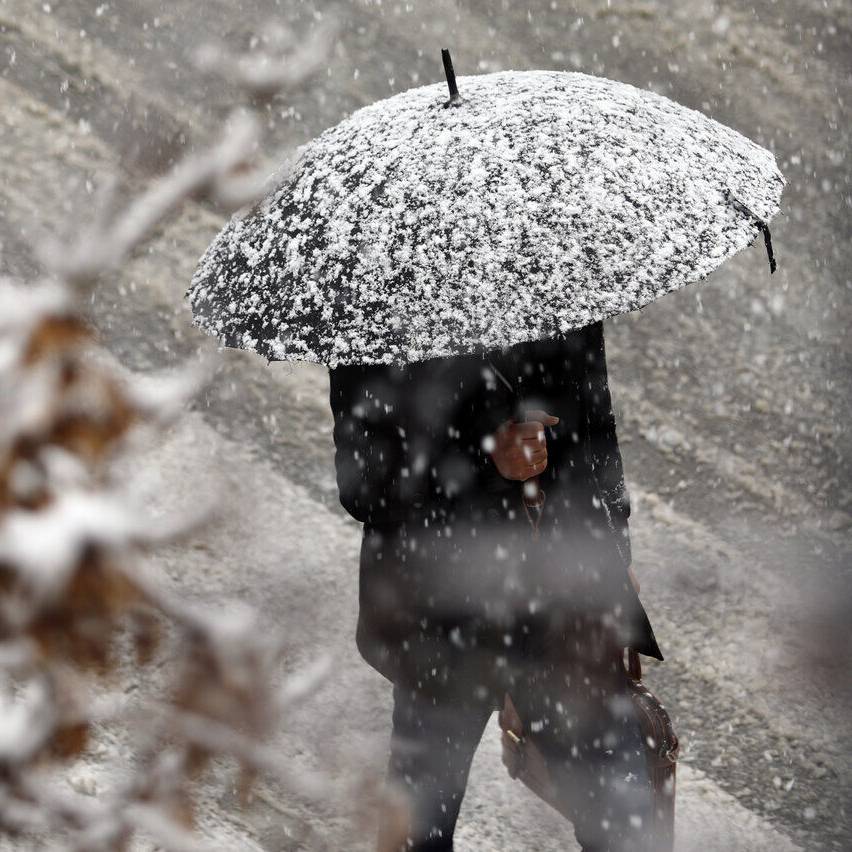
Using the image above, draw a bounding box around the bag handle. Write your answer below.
[626,647,642,681]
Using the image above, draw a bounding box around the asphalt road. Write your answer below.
[0,0,850,849]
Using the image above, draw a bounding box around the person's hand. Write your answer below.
[487,409,559,481]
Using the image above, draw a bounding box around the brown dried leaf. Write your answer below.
[50,721,90,760]
[167,788,196,830]
[129,607,161,666]
[22,317,90,365]
[51,378,137,462]
[184,743,211,779]
[28,553,144,672]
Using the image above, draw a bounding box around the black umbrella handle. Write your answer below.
[441,49,463,108]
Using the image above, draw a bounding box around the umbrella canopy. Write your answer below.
[187,57,784,367]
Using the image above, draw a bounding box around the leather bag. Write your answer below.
[499,648,678,850]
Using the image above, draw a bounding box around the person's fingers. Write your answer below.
[515,421,546,440]
[523,409,560,426]
[519,439,546,457]
[519,460,547,480]
[525,454,547,470]
[521,444,547,462]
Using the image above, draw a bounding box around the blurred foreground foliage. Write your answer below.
[0,19,343,851]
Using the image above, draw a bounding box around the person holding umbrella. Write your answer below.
[329,322,663,851]
[187,50,783,852]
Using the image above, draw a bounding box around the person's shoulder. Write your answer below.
[584,319,604,339]
[536,322,603,356]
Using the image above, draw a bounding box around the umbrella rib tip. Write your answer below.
[724,189,778,275]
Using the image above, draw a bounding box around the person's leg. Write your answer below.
[555,661,654,852]
[378,682,494,852]
[511,628,655,852]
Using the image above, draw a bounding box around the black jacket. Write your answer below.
[329,322,662,694]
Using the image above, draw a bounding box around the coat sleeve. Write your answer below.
[463,375,518,499]
[581,322,632,565]
[328,364,429,526]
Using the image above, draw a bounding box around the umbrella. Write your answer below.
[187,50,784,367]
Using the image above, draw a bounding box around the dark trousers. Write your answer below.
[380,648,655,851]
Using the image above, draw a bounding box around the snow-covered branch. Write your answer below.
[0,19,338,851]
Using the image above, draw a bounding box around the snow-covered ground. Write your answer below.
[0,0,849,848]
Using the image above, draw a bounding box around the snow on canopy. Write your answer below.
[187,69,785,367]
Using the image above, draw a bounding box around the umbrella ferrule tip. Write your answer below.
[441,48,462,107]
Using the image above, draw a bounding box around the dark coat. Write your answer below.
[329,322,662,697]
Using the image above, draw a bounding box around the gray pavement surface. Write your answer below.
[1,0,850,849]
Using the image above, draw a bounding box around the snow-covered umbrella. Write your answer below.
[187,50,784,367]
